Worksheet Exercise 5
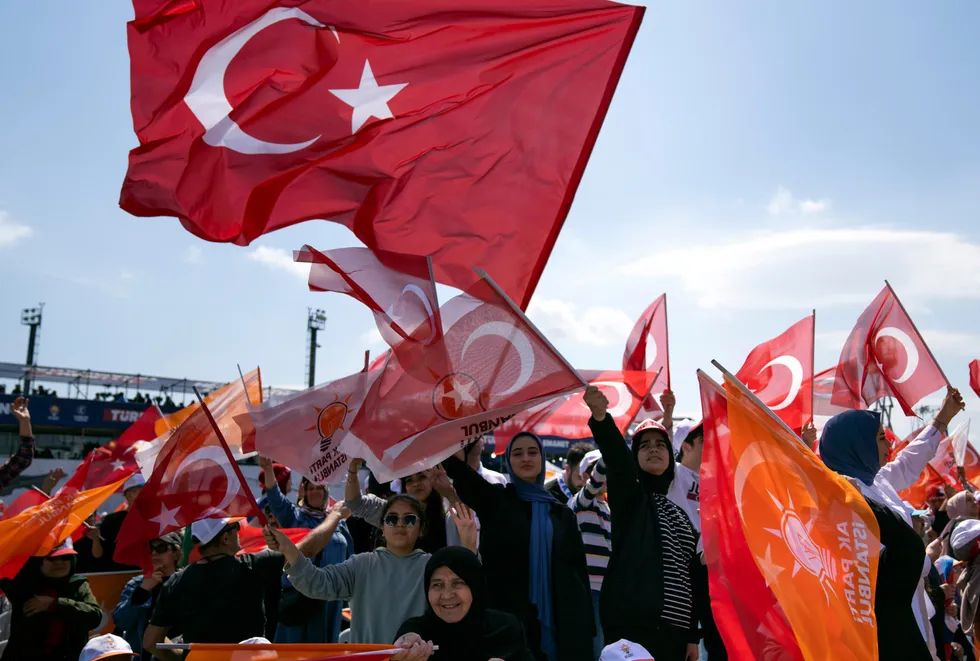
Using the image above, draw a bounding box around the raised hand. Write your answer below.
[583,385,609,422]
[450,503,478,553]
[937,387,966,426]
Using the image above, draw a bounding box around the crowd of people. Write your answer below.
[0,386,976,661]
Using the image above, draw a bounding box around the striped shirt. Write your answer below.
[0,436,35,492]
[569,460,611,592]
[652,492,698,629]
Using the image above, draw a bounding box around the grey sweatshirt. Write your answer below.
[286,548,429,644]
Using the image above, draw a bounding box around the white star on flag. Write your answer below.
[330,60,408,134]
[110,459,126,473]
[755,543,785,586]
[150,504,181,533]
[444,377,477,412]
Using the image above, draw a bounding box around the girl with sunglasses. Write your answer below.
[439,432,594,661]
[113,533,182,660]
[266,494,477,646]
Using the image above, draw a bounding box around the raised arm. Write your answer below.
[570,459,607,512]
[0,398,35,492]
[584,386,640,505]
[258,456,302,528]
[297,501,351,557]
[442,454,503,517]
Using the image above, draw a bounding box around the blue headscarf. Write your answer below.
[505,432,558,661]
[819,410,882,486]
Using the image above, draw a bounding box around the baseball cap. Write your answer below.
[233,637,279,661]
[951,520,980,561]
[632,419,669,443]
[579,449,602,478]
[47,538,78,558]
[123,474,145,493]
[191,517,244,546]
[79,634,136,661]
[153,532,183,548]
[600,639,655,661]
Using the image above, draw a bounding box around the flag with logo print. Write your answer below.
[832,284,946,416]
[491,369,658,454]
[250,369,377,485]
[115,397,260,571]
[735,315,813,433]
[698,371,805,660]
[347,272,585,479]
[721,369,881,661]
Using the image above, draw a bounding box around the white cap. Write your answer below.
[79,634,136,661]
[600,639,655,661]
[579,449,602,478]
[123,474,145,493]
[951,520,980,560]
[191,517,243,546]
[671,421,694,453]
[240,638,272,645]
[232,637,278,661]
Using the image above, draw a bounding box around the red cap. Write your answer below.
[260,463,291,494]
[633,418,668,440]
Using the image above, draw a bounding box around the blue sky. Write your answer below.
[0,1,978,440]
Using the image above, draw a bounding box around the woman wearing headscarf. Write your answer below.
[0,539,102,661]
[393,547,536,661]
[819,387,965,661]
[440,432,594,661]
[949,520,980,656]
[584,387,701,661]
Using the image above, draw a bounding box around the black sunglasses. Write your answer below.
[383,513,419,528]
[150,543,175,554]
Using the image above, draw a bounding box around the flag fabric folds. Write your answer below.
[347,273,585,479]
[120,0,644,308]
[832,284,946,416]
[82,405,163,491]
[703,368,881,661]
[970,360,980,399]
[735,314,814,433]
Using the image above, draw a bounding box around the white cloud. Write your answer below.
[184,246,204,265]
[619,226,980,311]
[247,246,309,280]
[767,187,829,216]
[918,330,980,356]
[0,211,33,247]
[361,326,384,347]
[120,270,134,281]
[526,297,634,347]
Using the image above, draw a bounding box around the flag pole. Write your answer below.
[810,309,816,427]
[474,267,589,388]
[192,387,267,526]
[884,280,951,387]
[663,294,671,390]
[625,367,663,430]
[363,350,370,372]
[711,360,806,444]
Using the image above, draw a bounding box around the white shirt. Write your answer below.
[668,463,702,554]
[858,424,942,661]
[478,464,509,486]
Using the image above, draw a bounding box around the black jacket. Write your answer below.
[444,457,594,661]
[865,497,933,661]
[587,415,700,653]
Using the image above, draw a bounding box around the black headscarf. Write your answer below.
[395,547,533,661]
[631,427,675,495]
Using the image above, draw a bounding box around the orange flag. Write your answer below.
[83,570,140,637]
[183,643,398,660]
[718,367,881,661]
[0,475,128,578]
[153,369,263,442]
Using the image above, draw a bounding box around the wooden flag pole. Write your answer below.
[810,309,816,427]
[192,386,267,526]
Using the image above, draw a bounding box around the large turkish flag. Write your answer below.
[121,0,644,308]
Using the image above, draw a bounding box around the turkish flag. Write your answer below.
[115,396,260,571]
[623,294,669,385]
[345,273,585,479]
[735,315,814,433]
[187,522,309,562]
[120,0,644,309]
[715,371,881,660]
[970,360,980,399]
[79,405,163,491]
[697,371,804,660]
[491,369,657,455]
[812,367,859,420]
[295,245,444,375]
[251,369,378,485]
[832,284,947,416]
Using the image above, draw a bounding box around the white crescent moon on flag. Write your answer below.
[462,321,535,397]
[874,326,919,384]
[759,356,804,411]
[645,332,658,370]
[387,283,437,344]
[171,446,241,516]
[579,381,633,418]
[184,7,329,155]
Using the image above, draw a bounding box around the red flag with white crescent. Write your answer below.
[114,394,260,572]
[491,369,657,455]
[831,284,946,416]
[120,0,643,309]
[346,272,584,480]
[623,294,669,386]
[735,315,814,433]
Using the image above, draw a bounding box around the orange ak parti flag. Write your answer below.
[717,367,882,661]
[153,369,263,443]
[182,643,399,661]
[0,475,129,578]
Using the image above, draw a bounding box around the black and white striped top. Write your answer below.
[651,492,698,629]
[569,460,612,592]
